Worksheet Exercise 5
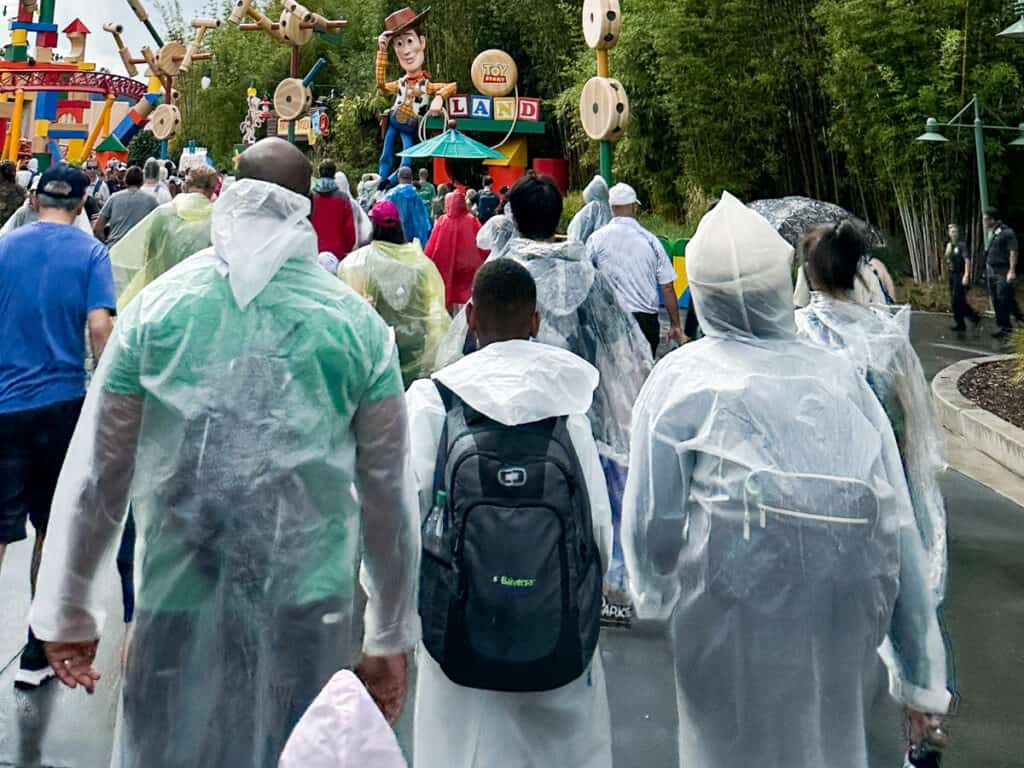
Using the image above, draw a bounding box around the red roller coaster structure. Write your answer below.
[0,67,147,100]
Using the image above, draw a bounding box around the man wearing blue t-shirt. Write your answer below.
[0,163,115,689]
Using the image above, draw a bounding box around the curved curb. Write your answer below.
[932,355,1024,494]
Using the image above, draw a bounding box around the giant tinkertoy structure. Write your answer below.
[228,0,345,143]
[105,0,219,156]
[0,0,216,168]
[0,0,149,168]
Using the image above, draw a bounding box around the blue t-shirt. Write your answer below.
[0,221,115,413]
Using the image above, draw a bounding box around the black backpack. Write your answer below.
[418,383,603,692]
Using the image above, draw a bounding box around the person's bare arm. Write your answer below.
[962,257,972,287]
[660,283,683,343]
[1009,250,1018,282]
[92,214,108,242]
[87,308,113,361]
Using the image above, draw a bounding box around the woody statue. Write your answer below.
[376,7,456,186]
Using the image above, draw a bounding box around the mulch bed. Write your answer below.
[958,359,1024,431]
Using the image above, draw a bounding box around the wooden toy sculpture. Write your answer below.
[579,0,629,183]
[228,0,347,143]
[104,1,219,148]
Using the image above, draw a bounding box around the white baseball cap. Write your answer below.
[609,182,638,207]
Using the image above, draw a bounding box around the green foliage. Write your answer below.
[127,131,163,168]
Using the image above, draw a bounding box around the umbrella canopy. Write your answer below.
[748,196,885,249]
[399,128,506,160]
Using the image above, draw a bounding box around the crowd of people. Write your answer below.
[0,138,964,768]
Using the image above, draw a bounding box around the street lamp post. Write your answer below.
[916,94,1024,221]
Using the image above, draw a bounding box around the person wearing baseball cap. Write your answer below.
[339,199,450,386]
[0,162,115,689]
[586,182,683,356]
[0,171,93,237]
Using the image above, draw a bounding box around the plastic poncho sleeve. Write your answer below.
[29,349,142,641]
[405,381,613,572]
[355,390,423,657]
[620,381,705,621]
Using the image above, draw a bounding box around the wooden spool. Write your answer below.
[582,0,622,50]
[155,41,188,77]
[274,77,311,120]
[149,104,181,141]
[579,76,629,141]
[471,49,518,98]
[279,4,313,46]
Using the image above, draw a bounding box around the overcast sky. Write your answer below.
[52,0,209,79]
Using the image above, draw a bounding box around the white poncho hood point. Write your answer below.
[582,175,609,204]
[687,191,797,340]
[212,178,318,309]
[434,340,599,426]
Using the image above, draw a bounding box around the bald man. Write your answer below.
[29,138,421,768]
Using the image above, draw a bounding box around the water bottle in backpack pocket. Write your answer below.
[419,383,603,692]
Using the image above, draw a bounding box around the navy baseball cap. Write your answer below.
[38,163,88,200]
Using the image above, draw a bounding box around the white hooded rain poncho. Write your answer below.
[336,170,373,247]
[109,191,214,311]
[795,297,949,599]
[567,175,612,244]
[621,192,951,768]
[407,340,613,768]
[30,178,421,768]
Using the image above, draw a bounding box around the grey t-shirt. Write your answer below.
[100,188,159,247]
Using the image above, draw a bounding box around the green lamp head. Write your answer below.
[916,118,948,143]
[1009,123,1024,147]
[998,17,1024,39]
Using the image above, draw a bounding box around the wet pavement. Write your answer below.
[1,312,1021,767]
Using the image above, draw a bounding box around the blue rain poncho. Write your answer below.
[622,193,950,768]
[109,192,214,311]
[386,182,433,247]
[567,176,612,244]
[30,179,421,768]
[476,211,518,260]
[339,239,451,388]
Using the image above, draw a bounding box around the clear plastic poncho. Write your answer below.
[476,211,517,259]
[567,175,612,244]
[339,239,451,388]
[795,295,948,601]
[30,179,421,768]
[109,192,213,311]
[621,192,950,768]
[435,237,652,461]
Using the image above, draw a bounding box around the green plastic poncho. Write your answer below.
[339,240,451,388]
[30,179,421,768]
[109,192,214,311]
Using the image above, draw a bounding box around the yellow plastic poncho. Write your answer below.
[109,192,214,311]
[339,240,451,388]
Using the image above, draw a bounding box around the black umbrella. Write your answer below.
[748,196,885,249]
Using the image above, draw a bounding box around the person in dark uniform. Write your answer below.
[946,223,981,331]
[983,207,1021,339]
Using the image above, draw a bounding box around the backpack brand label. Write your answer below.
[497,467,527,487]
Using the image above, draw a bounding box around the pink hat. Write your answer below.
[370,200,401,226]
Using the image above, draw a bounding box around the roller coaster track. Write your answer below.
[0,68,146,100]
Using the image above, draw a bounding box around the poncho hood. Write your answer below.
[212,178,317,309]
[686,191,797,341]
[434,340,599,426]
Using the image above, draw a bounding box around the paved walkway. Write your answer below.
[1,312,1021,767]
